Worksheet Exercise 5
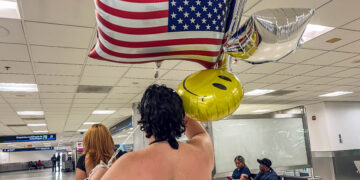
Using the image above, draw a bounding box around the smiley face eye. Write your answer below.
[218,75,232,82]
[212,83,227,90]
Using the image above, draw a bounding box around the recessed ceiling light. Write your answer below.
[77,129,88,132]
[27,124,47,127]
[33,130,48,133]
[92,110,115,115]
[0,83,38,92]
[301,24,334,43]
[244,89,275,96]
[252,109,271,113]
[83,122,100,125]
[0,0,20,19]
[319,91,353,97]
[17,111,44,116]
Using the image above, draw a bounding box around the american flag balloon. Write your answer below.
[89,0,241,68]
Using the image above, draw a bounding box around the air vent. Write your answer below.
[326,38,341,43]
[77,85,112,93]
[21,118,46,121]
[7,124,27,127]
[266,90,296,96]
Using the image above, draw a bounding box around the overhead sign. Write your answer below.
[109,116,132,135]
[0,134,56,143]
[3,147,54,152]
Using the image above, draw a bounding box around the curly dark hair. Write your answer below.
[137,84,186,149]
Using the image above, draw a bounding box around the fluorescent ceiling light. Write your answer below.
[244,89,275,96]
[17,111,44,116]
[301,24,334,43]
[83,122,100,125]
[274,114,294,118]
[33,130,48,133]
[0,0,20,19]
[27,124,47,127]
[319,91,353,97]
[0,83,38,92]
[252,109,271,113]
[92,110,115,115]
[117,135,127,138]
[78,129,88,132]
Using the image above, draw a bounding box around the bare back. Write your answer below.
[101,136,213,180]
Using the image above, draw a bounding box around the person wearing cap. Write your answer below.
[229,155,251,180]
[254,158,278,180]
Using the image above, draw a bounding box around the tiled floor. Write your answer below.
[0,169,75,180]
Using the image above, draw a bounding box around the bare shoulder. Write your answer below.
[101,151,145,179]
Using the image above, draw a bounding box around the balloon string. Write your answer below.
[87,125,140,180]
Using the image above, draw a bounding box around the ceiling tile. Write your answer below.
[75,93,107,99]
[231,61,254,73]
[155,79,182,89]
[25,21,94,48]
[280,49,327,64]
[72,103,98,108]
[244,63,292,74]
[0,43,29,61]
[0,61,33,74]
[236,73,265,83]
[111,86,146,94]
[302,29,360,50]
[30,45,87,64]
[36,75,79,85]
[97,104,126,109]
[275,64,322,75]
[132,60,181,69]
[117,78,155,87]
[102,98,130,104]
[301,51,357,65]
[342,18,360,31]
[306,66,347,76]
[86,58,132,67]
[310,0,360,27]
[173,61,207,71]
[0,19,26,44]
[328,78,360,86]
[329,68,360,78]
[281,76,318,84]
[80,76,118,86]
[336,40,360,53]
[34,63,82,76]
[83,65,129,78]
[160,70,194,81]
[6,98,40,104]
[107,92,138,99]
[40,93,74,99]
[38,85,78,93]
[244,0,329,16]
[73,98,103,104]
[20,0,96,27]
[41,98,73,104]
[305,77,342,85]
[0,74,35,83]
[331,55,360,67]
[253,75,293,84]
[125,68,168,79]
[1,92,39,99]
[242,82,270,91]
[262,83,294,90]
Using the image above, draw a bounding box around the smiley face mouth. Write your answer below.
[182,75,232,102]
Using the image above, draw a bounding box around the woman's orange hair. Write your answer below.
[82,123,114,172]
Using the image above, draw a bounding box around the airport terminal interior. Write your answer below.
[0,0,360,179]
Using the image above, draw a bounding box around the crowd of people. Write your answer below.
[74,84,279,180]
[27,160,45,170]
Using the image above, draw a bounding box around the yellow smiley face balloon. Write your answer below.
[176,69,244,121]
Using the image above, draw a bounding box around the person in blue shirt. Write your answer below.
[230,155,251,180]
[254,158,278,180]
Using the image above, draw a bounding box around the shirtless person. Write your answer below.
[91,84,214,180]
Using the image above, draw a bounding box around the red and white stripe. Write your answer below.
[89,0,225,67]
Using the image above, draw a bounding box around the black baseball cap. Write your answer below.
[257,158,272,168]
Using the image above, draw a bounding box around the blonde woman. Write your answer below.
[76,124,115,180]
